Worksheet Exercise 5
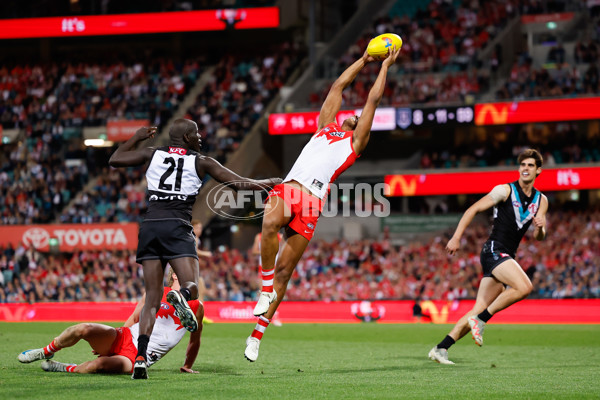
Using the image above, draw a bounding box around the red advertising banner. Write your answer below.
[385,166,600,196]
[1,299,599,324]
[106,119,150,142]
[0,223,139,252]
[0,8,280,39]
[268,108,396,135]
[474,97,600,125]
[521,12,574,24]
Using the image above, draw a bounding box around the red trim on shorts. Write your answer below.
[267,184,323,241]
[109,327,137,372]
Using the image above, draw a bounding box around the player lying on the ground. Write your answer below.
[17,270,203,375]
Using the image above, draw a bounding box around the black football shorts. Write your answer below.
[136,219,197,263]
[480,240,513,278]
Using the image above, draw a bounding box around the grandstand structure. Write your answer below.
[0,0,598,305]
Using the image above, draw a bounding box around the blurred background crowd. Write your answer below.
[1,209,598,303]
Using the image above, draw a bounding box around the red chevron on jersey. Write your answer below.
[128,287,201,367]
[314,125,353,144]
[157,301,186,331]
[284,122,358,199]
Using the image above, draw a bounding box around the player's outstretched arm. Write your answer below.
[446,184,509,255]
[318,50,376,130]
[197,156,282,190]
[532,194,548,241]
[352,47,400,155]
[108,127,157,167]
[180,304,204,373]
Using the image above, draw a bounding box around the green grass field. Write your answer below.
[1,322,599,399]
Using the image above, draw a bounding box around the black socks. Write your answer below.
[477,309,493,323]
[137,334,150,360]
[437,335,456,350]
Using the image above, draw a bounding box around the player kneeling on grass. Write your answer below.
[17,271,203,377]
[429,149,548,365]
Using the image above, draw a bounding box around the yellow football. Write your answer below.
[367,33,403,60]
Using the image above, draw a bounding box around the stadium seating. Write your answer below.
[308,0,517,108]
[0,44,303,224]
[184,42,303,163]
[495,56,600,100]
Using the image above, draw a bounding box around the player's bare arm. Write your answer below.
[446,184,509,255]
[108,127,157,167]
[197,249,213,258]
[533,194,548,241]
[352,46,401,155]
[123,294,145,328]
[180,305,204,373]
[317,50,376,129]
[196,155,282,190]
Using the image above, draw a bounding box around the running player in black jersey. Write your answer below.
[109,118,280,378]
[429,149,548,365]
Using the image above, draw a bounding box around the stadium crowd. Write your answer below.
[309,0,520,107]
[1,209,598,303]
[0,134,148,225]
[1,58,202,130]
[310,0,590,107]
[0,43,303,224]
[495,55,600,100]
[0,131,88,224]
[185,42,303,163]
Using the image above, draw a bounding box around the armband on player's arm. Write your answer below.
[488,185,509,205]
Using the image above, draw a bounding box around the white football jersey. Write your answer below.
[284,123,359,199]
[129,288,201,366]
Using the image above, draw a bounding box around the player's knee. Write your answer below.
[181,284,199,300]
[521,281,534,297]
[76,323,94,338]
[515,281,533,299]
[262,216,281,235]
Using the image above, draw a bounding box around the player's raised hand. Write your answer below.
[382,45,401,67]
[362,49,376,63]
[134,126,158,140]
[446,237,460,255]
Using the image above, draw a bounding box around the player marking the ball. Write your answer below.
[245,38,402,362]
